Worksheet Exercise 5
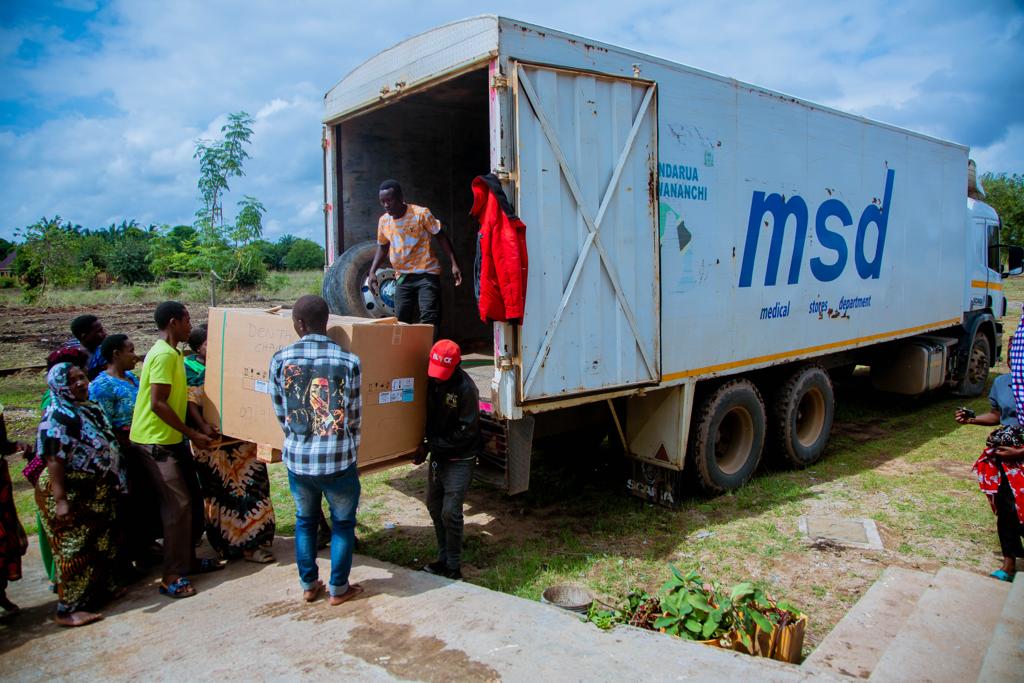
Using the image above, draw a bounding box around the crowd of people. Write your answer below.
[0,291,482,626]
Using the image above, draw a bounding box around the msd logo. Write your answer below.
[738,170,895,287]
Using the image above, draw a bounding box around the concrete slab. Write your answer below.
[0,539,840,682]
[868,566,1011,683]
[798,516,884,551]
[802,566,931,679]
[977,573,1024,683]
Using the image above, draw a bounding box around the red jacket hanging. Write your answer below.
[470,174,528,323]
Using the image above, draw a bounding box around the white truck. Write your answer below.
[320,16,1021,503]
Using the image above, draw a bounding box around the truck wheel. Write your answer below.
[770,364,835,468]
[322,241,391,318]
[956,335,991,397]
[691,379,766,494]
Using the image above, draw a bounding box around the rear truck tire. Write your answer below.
[322,240,391,318]
[770,364,835,468]
[691,379,766,494]
[955,334,991,397]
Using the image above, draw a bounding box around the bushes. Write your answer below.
[161,279,185,297]
[109,237,155,284]
[263,273,290,294]
[284,239,325,270]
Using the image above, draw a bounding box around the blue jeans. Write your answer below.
[287,466,360,596]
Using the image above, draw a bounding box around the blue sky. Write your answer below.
[1,0,1022,242]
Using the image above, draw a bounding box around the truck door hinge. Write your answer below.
[493,165,514,182]
[490,73,509,90]
[496,355,515,371]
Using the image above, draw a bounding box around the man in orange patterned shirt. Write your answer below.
[369,180,462,340]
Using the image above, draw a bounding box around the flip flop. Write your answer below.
[159,577,196,599]
[194,558,226,574]
[328,583,364,606]
[990,569,1015,582]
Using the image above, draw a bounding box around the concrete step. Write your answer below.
[868,566,1011,683]
[977,573,1024,682]
[803,566,932,679]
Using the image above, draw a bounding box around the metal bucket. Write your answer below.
[541,585,594,613]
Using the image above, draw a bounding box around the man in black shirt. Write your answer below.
[417,339,480,580]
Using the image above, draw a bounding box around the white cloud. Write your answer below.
[1,0,1021,241]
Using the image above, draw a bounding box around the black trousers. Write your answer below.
[995,465,1024,558]
[395,273,440,339]
[426,457,475,570]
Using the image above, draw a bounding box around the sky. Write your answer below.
[1,0,1022,243]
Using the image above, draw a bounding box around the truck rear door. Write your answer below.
[512,62,660,402]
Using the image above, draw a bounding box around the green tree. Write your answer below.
[77,231,110,271]
[195,111,254,229]
[109,236,154,284]
[284,238,326,270]
[0,238,13,260]
[254,234,300,270]
[14,216,83,290]
[167,111,267,291]
[982,173,1024,245]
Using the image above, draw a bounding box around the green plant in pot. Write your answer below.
[727,582,777,652]
[653,566,734,644]
[729,582,805,659]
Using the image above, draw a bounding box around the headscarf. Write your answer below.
[184,354,206,387]
[47,344,89,371]
[36,363,127,492]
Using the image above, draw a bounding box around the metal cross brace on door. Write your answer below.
[516,64,657,395]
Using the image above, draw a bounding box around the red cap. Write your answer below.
[428,339,461,381]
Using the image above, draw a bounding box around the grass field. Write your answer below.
[2,276,1022,653]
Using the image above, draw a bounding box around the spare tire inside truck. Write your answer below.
[322,240,393,318]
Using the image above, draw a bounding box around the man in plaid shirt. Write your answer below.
[269,295,364,605]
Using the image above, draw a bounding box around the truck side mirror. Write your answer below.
[1004,246,1024,277]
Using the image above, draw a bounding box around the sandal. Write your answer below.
[159,577,196,599]
[990,569,1015,582]
[193,558,226,574]
[244,548,275,564]
[328,583,364,606]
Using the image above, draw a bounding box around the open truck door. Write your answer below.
[512,62,660,403]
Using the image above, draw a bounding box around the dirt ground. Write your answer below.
[0,302,218,371]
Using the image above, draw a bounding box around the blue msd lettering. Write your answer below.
[738,170,895,287]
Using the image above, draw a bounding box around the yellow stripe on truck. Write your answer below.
[971,280,1002,290]
[661,318,961,382]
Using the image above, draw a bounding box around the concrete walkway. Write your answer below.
[0,539,835,682]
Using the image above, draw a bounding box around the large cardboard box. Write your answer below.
[203,307,434,470]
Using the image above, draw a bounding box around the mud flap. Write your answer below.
[627,459,683,508]
[506,415,534,495]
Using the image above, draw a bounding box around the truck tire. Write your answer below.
[770,364,835,468]
[322,241,389,318]
[691,379,766,494]
[955,334,991,397]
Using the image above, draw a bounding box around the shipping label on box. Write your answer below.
[203,307,434,467]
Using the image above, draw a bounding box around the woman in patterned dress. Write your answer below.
[0,409,30,615]
[36,363,128,627]
[185,326,276,562]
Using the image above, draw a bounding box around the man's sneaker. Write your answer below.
[422,561,448,576]
[445,567,463,581]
